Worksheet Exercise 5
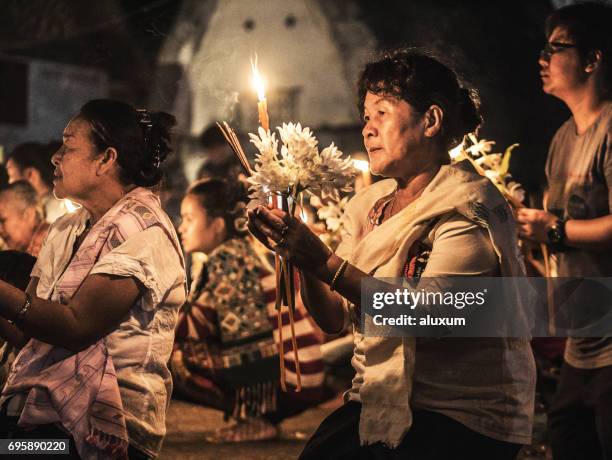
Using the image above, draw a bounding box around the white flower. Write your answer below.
[507,181,526,204]
[484,169,500,182]
[464,133,495,157]
[278,123,318,159]
[247,122,357,204]
[310,195,350,250]
[477,153,502,169]
[317,143,356,201]
[315,195,349,233]
[466,138,495,157]
[448,143,465,160]
[448,135,524,208]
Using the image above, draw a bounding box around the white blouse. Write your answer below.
[31,209,186,457]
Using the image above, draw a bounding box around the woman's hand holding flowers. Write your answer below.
[247,205,333,276]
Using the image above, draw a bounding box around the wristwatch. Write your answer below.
[547,218,567,250]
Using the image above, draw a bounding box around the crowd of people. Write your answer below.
[0,2,609,459]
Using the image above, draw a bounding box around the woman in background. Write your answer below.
[172,178,330,442]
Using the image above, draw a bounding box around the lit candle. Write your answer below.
[251,55,269,131]
[353,159,372,187]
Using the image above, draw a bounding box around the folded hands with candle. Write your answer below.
[247,204,354,335]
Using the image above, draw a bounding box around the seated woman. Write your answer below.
[248,49,536,459]
[171,178,330,442]
[0,100,186,460]
[0,181,50,256]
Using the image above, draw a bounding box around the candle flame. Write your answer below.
[250,55,266,101]
[353,159,369,172]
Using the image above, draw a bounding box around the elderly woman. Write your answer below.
[0,181,50,256]
[248,49,536,459]
[0,100,186,459]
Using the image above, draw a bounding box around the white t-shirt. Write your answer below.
[41,193,69,223]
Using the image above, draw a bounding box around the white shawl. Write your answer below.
[337,161,525,447]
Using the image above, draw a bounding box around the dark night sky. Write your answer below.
[353,0,571,193]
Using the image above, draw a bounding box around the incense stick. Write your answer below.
[275,256,287,392]
[216,122,252,175]
[282,259,301,391]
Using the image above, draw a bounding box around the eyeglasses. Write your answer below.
[540,42,577,61]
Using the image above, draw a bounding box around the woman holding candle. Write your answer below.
[248,49,535,458]
[0,99,186,460]
[172,178,330,443]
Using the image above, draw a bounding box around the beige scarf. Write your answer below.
[342,161,525,447]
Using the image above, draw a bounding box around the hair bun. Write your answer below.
[187,178,250,238]
[135,110,176,187]
[78,99,177,188]
[448,88,482,147]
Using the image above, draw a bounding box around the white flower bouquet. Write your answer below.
[247,123,357,204]
[219,121,356,393]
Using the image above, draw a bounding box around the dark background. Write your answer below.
[0,0,572,194]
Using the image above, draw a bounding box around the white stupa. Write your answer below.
[155,0,376,136]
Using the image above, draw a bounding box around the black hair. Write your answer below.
[7,142,55,187]
[0,250,36,291]
[78,99,176,187]
[199,124,228,149]
[358,48,482,152]
[186,178,249,238]
[546,2,612,93]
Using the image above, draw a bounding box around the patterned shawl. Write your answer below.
[2,188,183,459]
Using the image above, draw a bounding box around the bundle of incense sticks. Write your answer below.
[216,121,252,175]
[270,187,301,392]
[216,121,302,392]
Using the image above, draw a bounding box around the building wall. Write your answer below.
[158,0,375,136]
[0,56,108,153]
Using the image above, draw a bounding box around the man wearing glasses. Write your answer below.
[516,3,612,459]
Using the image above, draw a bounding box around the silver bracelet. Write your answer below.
[9,293,32,325]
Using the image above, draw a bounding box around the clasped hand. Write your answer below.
[247,205,332,273]
[516,208,557,243]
